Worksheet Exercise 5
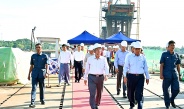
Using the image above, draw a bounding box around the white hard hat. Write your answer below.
[134,41,142,48]
[101,45,105,48]
[121,41,127,47]
[108,46,112,48]
[105,47,107,50]
[93,43,102,49]
[130,42,135,47]
[116,45,119,48]
[113,46,116,48]
[67,43,70,46]
[80,43,84,46]
[88,45,94,50]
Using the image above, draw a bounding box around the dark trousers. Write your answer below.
[88,74,104,109]
[127,74,144,109]
[110,62,115,75]
[74,60,82,81]
[31,78,45,104]
[107,58,110,72]
[163,78,179,107]
[117,65,126,96]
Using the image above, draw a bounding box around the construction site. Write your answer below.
[99,0,140,40]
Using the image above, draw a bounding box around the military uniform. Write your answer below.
[160,51,180,108]
[30,53,49,105]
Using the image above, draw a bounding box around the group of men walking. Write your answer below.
[27,40,182,109]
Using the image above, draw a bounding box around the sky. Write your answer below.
[0,0,184,47]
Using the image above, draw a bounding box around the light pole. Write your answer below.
[30,26,36,51]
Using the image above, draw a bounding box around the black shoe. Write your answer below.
[77,80,80,83]
[41,101,45,105]
[75,80,77,83]
[29,104,35,108]
[123,95,127,98]
[67,83,70,86]
[117,91,120,95]
[171,102,176,108]
[129,106,134,109]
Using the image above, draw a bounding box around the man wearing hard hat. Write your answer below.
[114,41,129,97]
[123,41,150,109]
[84,43,109,109]
[83,45,95,74]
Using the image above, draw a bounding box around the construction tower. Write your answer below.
[100,0,139,39]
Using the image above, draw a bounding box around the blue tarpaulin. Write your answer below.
[104,32,140,43]
[67,30,104,44]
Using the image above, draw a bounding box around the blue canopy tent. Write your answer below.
[104,32,140,43]
[67,30,104,44]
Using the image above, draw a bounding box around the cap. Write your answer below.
[88,45,94,50]
[134,41,142,48]
[93,43,102,49]
[80,43,84,46]
[121,41,127,47]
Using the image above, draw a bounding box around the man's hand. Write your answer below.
[124,77,127,83]
[44,73,48,78]
[160,75,164,80]
[179,76,182,81]
[84,80,87,85]
[82,69,85,73]
[115,68,119,73]
[146,79,149,85]
[70,65,73,69]
[104,75,108,81]
[27,75,30,81]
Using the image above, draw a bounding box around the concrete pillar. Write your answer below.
[55,39,59,58]
[114,20,117,34]
[121,21,124,34]
[106,19,112,37]
[127,20,132,37]
[125,21,128,36]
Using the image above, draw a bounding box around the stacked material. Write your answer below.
[0,47,33,85]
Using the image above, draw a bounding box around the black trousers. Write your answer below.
[74,60,83,81]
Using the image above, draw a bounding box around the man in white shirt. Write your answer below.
[83,45,95,73]
[84,43,109,109]
[73,45,85,83]
[101,45,107,57]
[57,44,73,86]
[106,46,112,72]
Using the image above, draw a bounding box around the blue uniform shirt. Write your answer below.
[30,53,49,79]
[160,51,181,79]
[114,50,129,69]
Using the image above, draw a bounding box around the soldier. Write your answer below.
[160,40,182,109]
[27,43,49,108]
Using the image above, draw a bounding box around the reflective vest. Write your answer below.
[110,51,115,62]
